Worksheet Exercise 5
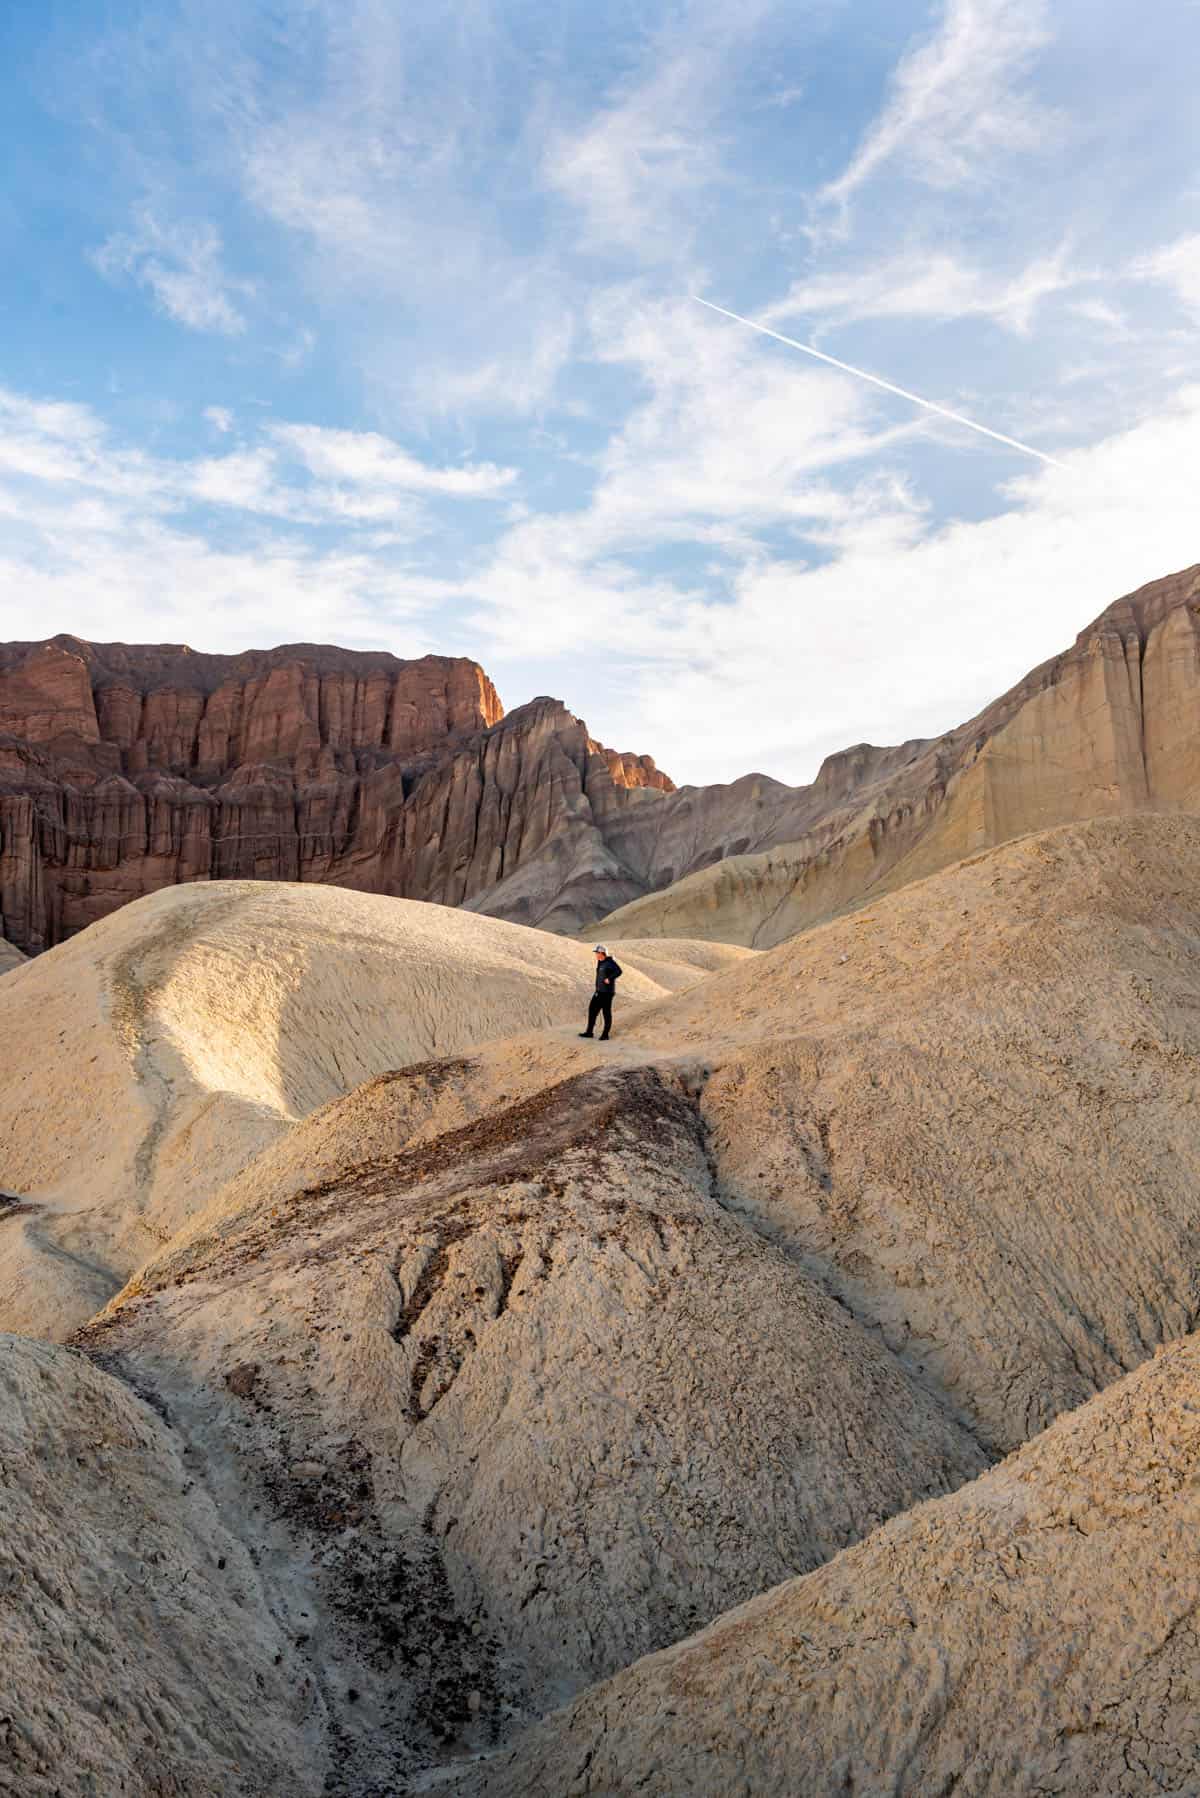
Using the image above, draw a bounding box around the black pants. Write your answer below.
[586,993,613,1037]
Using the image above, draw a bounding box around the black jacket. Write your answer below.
[594,955,623,995]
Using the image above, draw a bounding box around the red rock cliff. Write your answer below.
[0,640,674,951]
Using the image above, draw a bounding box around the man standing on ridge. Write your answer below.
[580,945,622,1040]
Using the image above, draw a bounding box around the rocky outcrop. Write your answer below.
[0,879,675,1340]
[10,814,1200,1788]
[5,563,1200,953]
[598,561,1200,943]
[0,641,675,953]
[77,1061,982,1785]
[451,1326,1200,1797]
[0,1334,318,1798]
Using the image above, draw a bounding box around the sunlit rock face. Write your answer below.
[4,562,1200,957]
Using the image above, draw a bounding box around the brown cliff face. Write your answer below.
[0,639,505,951]
[0,644,675,952]
[4,563,1199,955]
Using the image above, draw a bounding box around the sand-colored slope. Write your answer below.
[0,880,666,1340]
[146,941,752,1270]
[156,815,1200,1465]
[448,1328,1200,1797]
[10,812,1200,1791]
[597,563,1200,947]
[0,1333,318,1798]
[84,1065,983,1787]
[604,935,756,990]
[598,814,1200,1454]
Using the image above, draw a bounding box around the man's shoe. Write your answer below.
[578,1032,594,1038]
[600,1033,611,1041]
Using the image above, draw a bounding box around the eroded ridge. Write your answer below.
[76,1064,983,1789]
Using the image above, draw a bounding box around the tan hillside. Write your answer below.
[593,935,755,990]
[0,881,673,1340]
[8,810,1200,1791]
[82,1063,983,1788]
[623,813,1200,1452]
[447,1327,1200,1797]
[162,813,1200,1463]
[597,561,1200,945]
[0,1333,318,1798]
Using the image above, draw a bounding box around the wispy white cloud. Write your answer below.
[1067,297,1132,336]
[276,327,317,372]
[1136,233,1200,318]
[767,244,1081,336]
[544,63,717,260]
[204,406,234,433]
[92,209,254,334]
[584,389,1200,783]
[818,0,1054,219]
[0,388,516,555]
[0,522,434,658]
[457,296,927,659]
[0,386,484,652]
[271,425,517,498]
[543,3,775,260]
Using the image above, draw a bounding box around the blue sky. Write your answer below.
[1,0,1198,784]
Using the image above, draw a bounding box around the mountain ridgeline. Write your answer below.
[1,560,1198,956]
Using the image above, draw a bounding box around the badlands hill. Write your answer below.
[0,878,708,1341]
[3,562,1199,957]
[598,560,1200,945]
[450,1327,1200,1796]
[5,813,1200,1792]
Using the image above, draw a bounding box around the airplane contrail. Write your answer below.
[691,295,1067,469]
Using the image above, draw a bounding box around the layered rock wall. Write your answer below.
[0,643,674,952]
[0,640,506,950]
[597,563,1200,944]
[4,564,1199,955]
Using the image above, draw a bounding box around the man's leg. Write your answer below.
[599,995,613,1039]
[580,995,602,1038]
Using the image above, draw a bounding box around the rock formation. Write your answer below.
[0,637,673,953]
[450,1326,1200,1797]
[77,1062,981,1788]
[597,560,1200,943]
[633,813,1200,1453]
[0,878,679,1341]
[5,813,1200,1790]
[5,562,1199,957]
[0,1332,318,1798]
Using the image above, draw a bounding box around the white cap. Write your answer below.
[593,944,606,953]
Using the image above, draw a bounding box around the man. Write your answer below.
[580,945,622,1040]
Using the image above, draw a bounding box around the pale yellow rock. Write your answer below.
[625,813,1200,1452]
[445,1329,1200,1797]
[84,1061,983,1785]
[0,880,667,1340]
[7,811,1200,1794]
[596,564,1200,947]
[0,1333,319,1798]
